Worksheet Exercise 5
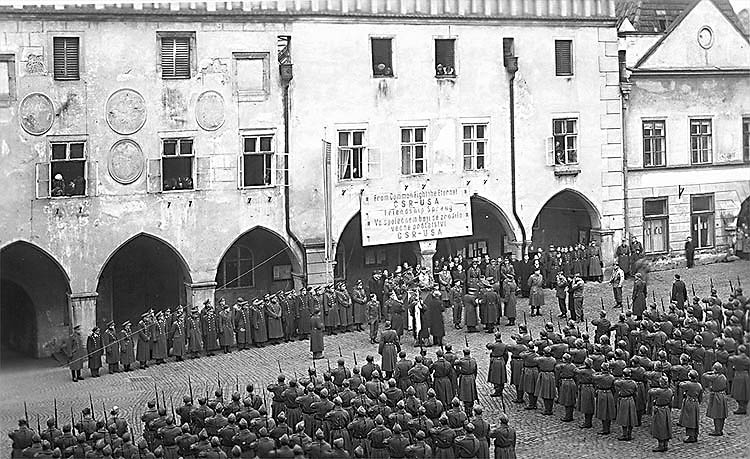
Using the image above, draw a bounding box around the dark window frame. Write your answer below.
[240,133,275,188]
[217,245,255,289]
[642,197,669,254]
[690,193,715,249]
[434,38,456,78]
[462,123,488,171]
[642,119,666,167]
[49,138,87,198]
[0,54,16,106]
[742,116,749,163]
[689,118,712,165]
[161,137,195,191]
[157,31,196,80]
[338,130,366,181]
[552,118,578,165]
[554,39,574,76]
[52,36,80,81]
[400,126,427,175]
[371,37,394,78]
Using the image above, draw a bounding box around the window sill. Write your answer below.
[46,194,89,200]
[435,74,457,79]
[337,178,367,184]
[629,161,748,172]
[161,188,196,193]
[372,75,396,79]
[401,173,428,177]
[237,91,270,102]
[553,164,581,176]
[239,184,275,190]
[161,76,192,81]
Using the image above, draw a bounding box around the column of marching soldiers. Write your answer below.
[9,278,750,458]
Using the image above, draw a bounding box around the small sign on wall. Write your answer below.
[273,264,292,281]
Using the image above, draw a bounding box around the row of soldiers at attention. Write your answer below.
[494,280,750,453]
[64,282,390,381]
[11,343,518,459]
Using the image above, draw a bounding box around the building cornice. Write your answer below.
[628,161,750,173]
[630,68,750,77]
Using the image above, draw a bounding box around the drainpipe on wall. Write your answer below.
[619,50,632,240]
[280,43,308,285]
[504,38,528,255]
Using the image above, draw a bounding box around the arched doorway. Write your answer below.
[214,227,299,305]
[434,195,516,266]
[96,234,191,328]
[335,214,420,285]
[531,189,602,249]
[0,241,71,359]
[738,196,750,231]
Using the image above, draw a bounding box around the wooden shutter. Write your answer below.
[53,37,79,80]
[276,152,289,187]
[195,156,211,190]
[161,37,190,79]
[237,155,245,189]
[35,162,50,199]
[147,159,162,193]
[367,148,381,179]
[555,40,573,76]
[86,160,98,197]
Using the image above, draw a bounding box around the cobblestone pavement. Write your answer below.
[2,261,750,458]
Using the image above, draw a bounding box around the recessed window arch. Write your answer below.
[217,245,255,288]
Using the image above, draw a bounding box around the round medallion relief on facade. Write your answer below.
[106,89,147,135]
[196,90,225,131]
[108,139,145,185]
[19,93,55,135]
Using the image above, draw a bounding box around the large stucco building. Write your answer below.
[0,0,691,358]
[617,0,750,260]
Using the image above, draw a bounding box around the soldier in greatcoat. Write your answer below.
[136,313,152,368]
[67,325,86,382]
[351,280,368,332]
[218,299,236,353]
[527,270,545,316]
[366,294,381,344]
[463,289,479,332]
[480,283,499,333]
[323,285,339,334]
[87,326,103,377]
[102,321,120,374]
[486,332,508,397]
[234,298,252,350]
[252,299,269,347]
[170,310,186,361]
[280,291,298,342]
[378,322,401,379]
[119,321,135,371]
[679,370,703,443]
[298,287,313,339]
[310,308,324,360]
[455,349,478,416]
[648,376,674,452]
[186,308,203,358]
[335,282,354,332]
[201,300,220,356]
[426,290,445,346]
[265,294,284,344]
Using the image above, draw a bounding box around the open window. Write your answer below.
[162,138,194,191]
[371,38,394,77]
[49,140,87,197]
[552,118,578,165]
[435,39,456,77]
[401,127,426,175]
[338,130,366,180]
[239,133,274,187]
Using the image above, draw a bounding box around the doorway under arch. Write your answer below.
[0,241,71,359]
[214,227,300,305]
[531,189,602,250]
[96,234,192,328]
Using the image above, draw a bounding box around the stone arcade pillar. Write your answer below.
[418,239,437,281]
[187,281,217,310]
[69,292,97,333]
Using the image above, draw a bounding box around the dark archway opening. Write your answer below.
[214,228,296,305]
[96,234,191,328]
[738,196,750,230]
[0,241,71,360]
[335,214,420,285]
[532,190,601,250]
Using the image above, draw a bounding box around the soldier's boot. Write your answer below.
[709,418,724,436]
[598,420,611,435]
[636,412,643,427]
[579,414,593,429]
[514,387,524,403]
[508,318,515,326]
[464,402,474,417]
[524,394,536,409]
[492,385,503,397]
[683,428,697,443]
[543,399,553,415]
[76,370,83,380]
[733,400,747,415]
[617,427,628,441]
[71,370,78,382]
[562,406,574,422]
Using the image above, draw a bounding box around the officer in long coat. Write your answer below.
[366,294,381,344]
[323,285,340,334]
[310,308,324,360]
[67,325,85,381]
[648,376,673,452]
[486,332,508,397]
[170,312,186,361]
[297,288,312,338]
[588,242,603,282]
[265,295,284,343]
[335,282,354,332]
[463,289,479,332]
[679,370,703,443]
[234,299,253,349]
[152,313,168,364]
[351,280,368,331]
[102,321,120,374]
[632,273,648,320]
[201,301,220,355]
[426,290,445,346]
[378,322,401,378]
[218,299,236,353]
[280,291,298,342]
[137,313,152,368]
[87,327,103,377]
[503,277,518,326]
[385,291,405,337]
[186,308,203,358]
[119,321,135,371]
[480,283,499,332]
[455,349,478,415]
[252,299,269,347]
[528,270,545,316]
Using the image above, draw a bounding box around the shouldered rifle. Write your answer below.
[692,284,696,297]
[102,402,108,427]
[729,280,734,293]
[217,372,222,394]
[277,360,283,375]
[652,291,656,303]
[89,393,95,418]
[54,398,58,428]
[660,298,665,312]
[738,275,742,287]
[235,375,239,393]
[70,406,75,435]
[353,352,358,366]
[626,297,630,310]
[153,384,160,410]
[710,277,714,289]
[600,297,605,310]
[523,312,528,327]
[339,345,343,358]
[327,358,331,372]
[170,395,175,418]
[188,375,194,401]
[36,414,41,434]
[161,390,166,413]
[24,401,28,424]
[465,334,469,349]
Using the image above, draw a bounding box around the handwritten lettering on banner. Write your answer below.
[360,188,473,246]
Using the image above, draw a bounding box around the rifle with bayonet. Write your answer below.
[54,398,58,428]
